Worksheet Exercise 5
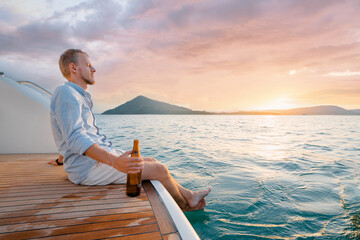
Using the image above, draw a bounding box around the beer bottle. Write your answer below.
[126,140,142,197]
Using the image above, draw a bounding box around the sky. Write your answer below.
[1,0,360,113]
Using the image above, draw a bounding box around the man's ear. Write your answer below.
[69,63,77,74]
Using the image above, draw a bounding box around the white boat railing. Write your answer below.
[17,81,52,97]
[151,180,201,240]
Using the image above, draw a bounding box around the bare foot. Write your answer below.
[183,199,206,212]
[48,156,63,166]
[187,188,211,208]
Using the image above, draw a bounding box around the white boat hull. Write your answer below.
[0,76,57,154]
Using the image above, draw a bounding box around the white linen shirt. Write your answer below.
[50,82,113,184]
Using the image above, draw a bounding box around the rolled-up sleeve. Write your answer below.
[51,89,95,155]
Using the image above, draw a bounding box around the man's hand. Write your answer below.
[112,151,144,174]
[84,144,144,174]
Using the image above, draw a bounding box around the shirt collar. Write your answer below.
[65,82,87,96]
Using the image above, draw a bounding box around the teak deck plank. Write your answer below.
[0,206,153,226]
[163,233,182,240]
[0,211,154,233]
[108,231,163,240]
[0,154,180,240]
[143,181,177,235]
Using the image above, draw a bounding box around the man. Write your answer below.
[50,49,210,211]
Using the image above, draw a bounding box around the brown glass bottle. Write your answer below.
[126,140,142,197]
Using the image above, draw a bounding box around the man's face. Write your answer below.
[77,54,96,85]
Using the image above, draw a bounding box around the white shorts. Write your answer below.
[80,149,127,186]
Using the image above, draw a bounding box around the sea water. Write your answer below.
[95,115,360,239]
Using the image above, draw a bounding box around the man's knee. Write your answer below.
[156,163,170,179]
[143,157,158,163]
[142,162,170,181]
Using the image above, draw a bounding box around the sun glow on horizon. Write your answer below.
[256,97,299,111]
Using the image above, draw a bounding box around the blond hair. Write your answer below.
[59,49,88,78]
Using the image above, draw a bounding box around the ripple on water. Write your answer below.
[95,115,360,239]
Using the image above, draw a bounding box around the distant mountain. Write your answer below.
[102,95,211,115]
[259,105,358,115]
[350,109,360,114]
[102,96,360,115]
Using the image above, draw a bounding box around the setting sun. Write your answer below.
[258,97,298,110]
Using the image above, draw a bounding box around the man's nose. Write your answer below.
[91,67,96,72]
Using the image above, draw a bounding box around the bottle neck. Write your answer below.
[131,140,140,157]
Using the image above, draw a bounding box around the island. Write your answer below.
[102,96,360,115]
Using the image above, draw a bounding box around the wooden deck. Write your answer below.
[0,154,180,240]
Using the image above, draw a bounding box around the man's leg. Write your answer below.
[141,161,210,211]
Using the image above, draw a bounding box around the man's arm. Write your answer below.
[51,89,96,156]
[84,143,143,174]
[51,88,143,173]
